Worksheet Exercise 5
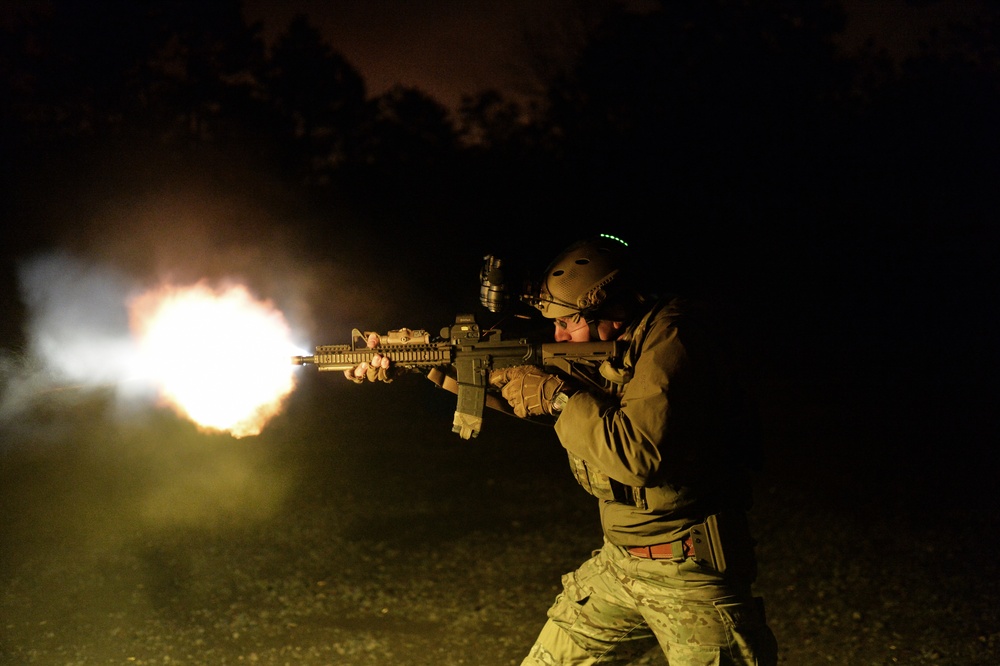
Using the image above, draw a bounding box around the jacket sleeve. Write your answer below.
[554,314,688,487]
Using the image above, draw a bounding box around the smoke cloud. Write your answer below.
[0,253,147,428]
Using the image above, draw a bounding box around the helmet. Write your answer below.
[532,234,631,319]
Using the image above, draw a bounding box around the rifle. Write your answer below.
[291,313,623,439]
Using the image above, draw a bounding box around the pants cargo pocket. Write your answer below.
[547,567,596,629]
[714,596,778,665]
[544,549,655,660]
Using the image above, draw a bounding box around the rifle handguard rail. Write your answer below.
[292,342,453,371]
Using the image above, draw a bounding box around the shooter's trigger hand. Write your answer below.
[493,366,567,418]
[489,365,532,389]
[343,333,396,383]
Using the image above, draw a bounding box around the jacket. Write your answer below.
[554,297,761,546]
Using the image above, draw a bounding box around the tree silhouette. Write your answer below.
[1,1,160,143]
[533,0,854,227]
[358,84,457,180]
[0,0,997,266]
[266,14,367,186]
[142,0,267,147]
[456,89,529,152]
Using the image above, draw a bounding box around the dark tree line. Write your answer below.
[1,0,998,338]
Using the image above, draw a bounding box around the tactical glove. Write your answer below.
[344,332,396,383]
[489,365,532,389]
[344,354,396,383]
[491,365,569,418]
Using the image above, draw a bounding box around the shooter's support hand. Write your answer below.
[344,332,396,383]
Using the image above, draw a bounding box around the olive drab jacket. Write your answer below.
[554,297,762,546]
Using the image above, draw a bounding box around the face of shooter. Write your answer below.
[552,316,623,343]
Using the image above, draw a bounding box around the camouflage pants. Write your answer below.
[521,540,778,665]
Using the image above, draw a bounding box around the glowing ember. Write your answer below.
[128,282,298,438]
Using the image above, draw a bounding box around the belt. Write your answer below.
[627,535,694,560]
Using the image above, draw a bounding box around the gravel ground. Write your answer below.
[1,368,997,665]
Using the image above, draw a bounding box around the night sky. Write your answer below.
[241,0,561,110]
[239,0,992,108]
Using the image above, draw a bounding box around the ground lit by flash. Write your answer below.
[1,373,998,665]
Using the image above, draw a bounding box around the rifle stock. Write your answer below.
[292,314,622,439]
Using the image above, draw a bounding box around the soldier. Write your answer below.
[349,234,778,664]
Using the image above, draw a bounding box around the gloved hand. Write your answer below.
[488,365,532,389]
[489,365,569,418]
[344,332,397,383]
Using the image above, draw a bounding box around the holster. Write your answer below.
[690,512,758,581]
